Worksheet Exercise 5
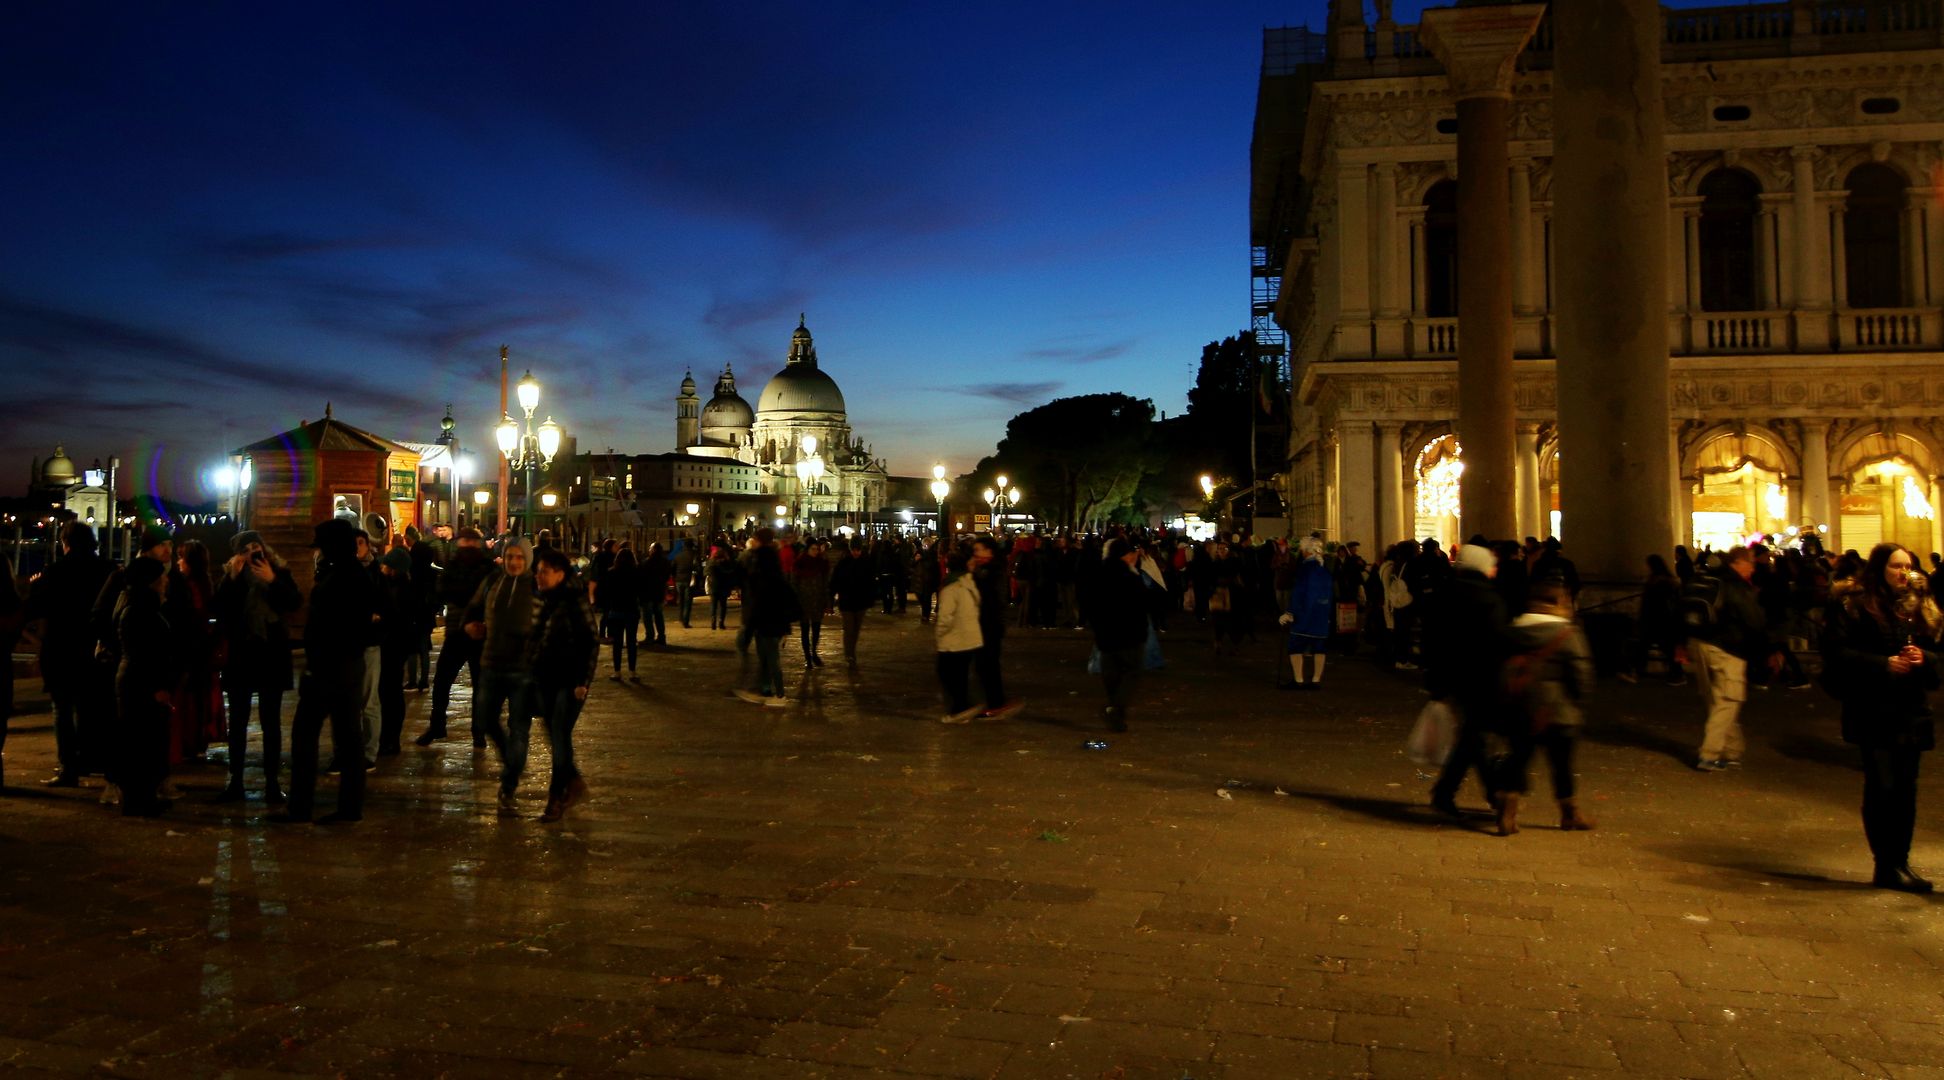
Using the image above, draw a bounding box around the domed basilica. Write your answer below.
[675,316,889,522]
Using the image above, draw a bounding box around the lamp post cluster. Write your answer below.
[495,369,562,537]
[930,463,950,536]
[983,474,1021,535]
[794,435,825,531]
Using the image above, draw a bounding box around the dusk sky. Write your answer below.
[9,2,1469,502]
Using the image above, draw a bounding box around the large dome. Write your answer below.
[758,365,845,415]
[699,365,754,432]
[41,445,76,486]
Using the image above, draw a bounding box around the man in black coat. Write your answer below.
[277,519,377,824]
[419,527,492,745]
[970,536,1018,717]
[1092,539,1149,732]
[212,531,303,802]
[25,522,118,785]
[1425,544,1512,820]
[402,524,442,689]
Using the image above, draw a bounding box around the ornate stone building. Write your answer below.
[671,317,890,524]
[1252,1,1944,556]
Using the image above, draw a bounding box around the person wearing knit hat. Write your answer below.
[463,536,539,817]
[212,528,302,803]
[276,517,377,825]
[1425,539,1513,824]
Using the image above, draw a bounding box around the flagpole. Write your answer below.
[497,345,509,537]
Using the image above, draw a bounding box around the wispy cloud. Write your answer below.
[201,231,426,262]
[950,381,1062,407]
[1023,340,1133,364]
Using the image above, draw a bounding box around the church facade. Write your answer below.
[673,317,891,524]
[1252,1,1944,556]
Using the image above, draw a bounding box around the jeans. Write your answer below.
[841,610,865,661]
[359,645,381,762]
[534,683,585,799]
[224,686,284,788]
[1099,644,1142,715]
[288,660,367,820]
[428,632,480,732]
[799,611,823,660]
[936,649,975,713]
[754,634,784,697]
[645,600,666,644]
[678,582,696,627]
[1498,727,1578,800]
[1861,741,1924,871]
[473,667,531,763]
[975,639,1006,709]
[609,612,638,673]
[378,640,409,752]
[711,591,730,629]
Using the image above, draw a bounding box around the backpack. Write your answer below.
[1502,625,1576,732]
[1678,574,1723,638]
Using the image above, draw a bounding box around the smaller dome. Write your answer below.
[680,371,697,395]
[42,445,76,486]
[700,364,754,431]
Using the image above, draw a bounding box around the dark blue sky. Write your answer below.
[5,2,1449,500]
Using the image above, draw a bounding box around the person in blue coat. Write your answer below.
[1279,536,1335,689]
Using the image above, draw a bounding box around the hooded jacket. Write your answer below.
[1822,577,1941,747]
[934,572,983,653]
[464,538,538,671]
[1506,612,1595,731]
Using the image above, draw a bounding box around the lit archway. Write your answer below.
[1689,430,1791,551]
[1413,434,1462,547]
[1836,432,1936,553]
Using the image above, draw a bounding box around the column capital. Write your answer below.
[1417,4,1547,101]
[1790,144,1821,163]
[1800,416,1832,433]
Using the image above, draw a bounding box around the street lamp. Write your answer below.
[984,475,1021,535]
[1200,473,1215,499]
[795,435,825,530]
[495,368,562,537]
[930,462,950,536]
[684,501,700,527]
[472,488,491,530]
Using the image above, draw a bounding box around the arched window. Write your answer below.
[1421,181,1459,318]
[1845,164,1906,309]
[1697,169,1761,312]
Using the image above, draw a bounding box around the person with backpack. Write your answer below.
[1820,543,1941,892]
[1677,545,1781,771]
[1495,580,1597,836]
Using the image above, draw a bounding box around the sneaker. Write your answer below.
[539,798,565,823]
[1721,759,1743,768]
[1694,758,1727,772]
[1616,671,1639,684]
[764,695,790,708]
[496,792,518,818]
[732,689,768,705]
[99,783,122,807]
[939,709,975,724]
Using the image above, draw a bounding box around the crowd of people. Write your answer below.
[0,515,1936,892]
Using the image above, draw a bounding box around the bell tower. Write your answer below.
[675,371,699,449]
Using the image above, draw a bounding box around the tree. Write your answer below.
[985,394,1156,532]
[1185,331,1263,484]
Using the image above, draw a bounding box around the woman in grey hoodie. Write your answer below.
[1496,579,1597,836]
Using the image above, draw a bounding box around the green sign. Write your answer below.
[389,468,417,502]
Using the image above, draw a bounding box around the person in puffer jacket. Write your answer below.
[521,548,600,823]
[463,536,538,817]
[1495,579,1597,837]
[933,548,984,723]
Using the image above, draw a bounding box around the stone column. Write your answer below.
[1515,422,1545,540]
[1409,212,1430,315]
[1800,418,1832,529]
[1830,199,1849,308]
[1373,163,1401,316]
[1378,422,1406,548]
[1793,146,1833,349]
[1418,3,1544,542]
[1683,206,1703,311]
[1926,197,1944,305]
[1337,420,1376,551]
[1553,0,1674,581]
[1755,205,1778,309]
[1905,201,1926,305]
[1510,159,1536,314]
[1338,162,1372,319]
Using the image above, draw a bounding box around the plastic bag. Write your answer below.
[1405,700,1457,767]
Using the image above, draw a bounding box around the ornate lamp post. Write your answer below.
[930,462,950,537]
[495,370,561,537]
[795,435,826,532]
[983,474,1021,535]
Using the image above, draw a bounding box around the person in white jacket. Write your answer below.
[934,549,985,723]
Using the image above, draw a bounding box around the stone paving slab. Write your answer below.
[3,605,1942,1078]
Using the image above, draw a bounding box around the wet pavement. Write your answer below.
[3,606,1942,1078]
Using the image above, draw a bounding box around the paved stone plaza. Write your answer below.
[4,608,1942,1079]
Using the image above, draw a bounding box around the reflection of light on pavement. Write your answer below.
[199,838,233,1022]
